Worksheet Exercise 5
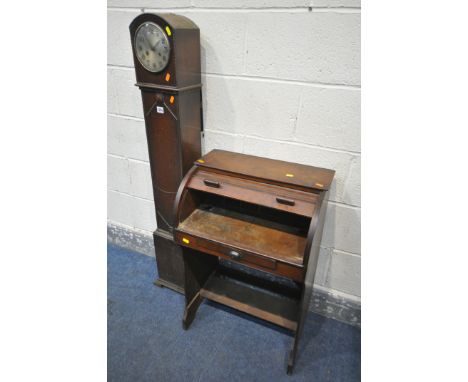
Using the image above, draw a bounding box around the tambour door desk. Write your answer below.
[173,149,335,374]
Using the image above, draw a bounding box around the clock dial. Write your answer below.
[135,22,171,73]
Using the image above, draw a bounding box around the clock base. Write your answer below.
[153,229,185,293]
[153,278,184,294]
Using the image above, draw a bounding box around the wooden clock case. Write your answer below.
[129,13,203,293]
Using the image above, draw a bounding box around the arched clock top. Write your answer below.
[130,13,201,89]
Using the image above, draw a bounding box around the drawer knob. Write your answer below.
[276,197,295,206]
[228,250,242,259]
[203,179,220,188]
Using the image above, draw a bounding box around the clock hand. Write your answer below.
[152,40,161,51]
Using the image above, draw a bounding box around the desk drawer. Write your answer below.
[187,171,317,218]
[175,231,304,282]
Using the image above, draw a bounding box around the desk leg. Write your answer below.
[183,291,203,330]
[287,349,296,375]
[287,193,328,374]
[287,280,313,375]
[182,248,218,330]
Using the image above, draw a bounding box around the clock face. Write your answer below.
[134,22,171,73]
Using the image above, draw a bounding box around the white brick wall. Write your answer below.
[107,1,361,301]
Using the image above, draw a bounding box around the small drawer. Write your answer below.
[174,231,304,282]
[187,170,317,218]
[175,231,275,269]
[201,238,277,270]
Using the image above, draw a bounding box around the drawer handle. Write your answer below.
[276,197,295,206]
[228,250,242,260]
[203,179,220,188]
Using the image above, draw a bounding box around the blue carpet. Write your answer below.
[108,243,361,381]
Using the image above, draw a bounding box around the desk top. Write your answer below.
[195,150,335,191]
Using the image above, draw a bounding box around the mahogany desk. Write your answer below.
[173,149,334,374]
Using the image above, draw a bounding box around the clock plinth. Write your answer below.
[130,13,202,293]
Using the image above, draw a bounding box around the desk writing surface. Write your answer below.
[178,207,306,266]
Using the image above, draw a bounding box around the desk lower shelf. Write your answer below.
[200,266,300,331]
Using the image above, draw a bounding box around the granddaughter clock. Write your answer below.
[129,13,202,293]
